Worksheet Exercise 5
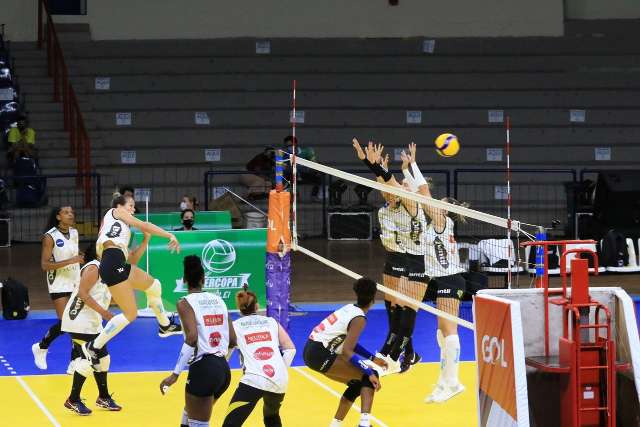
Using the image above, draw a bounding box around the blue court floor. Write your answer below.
[0,306,476,377]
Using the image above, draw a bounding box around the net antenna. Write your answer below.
[290,80,299,249]
[506,115,513,288]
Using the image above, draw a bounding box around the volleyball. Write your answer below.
[434,133,460,157]
[202,239,236,273]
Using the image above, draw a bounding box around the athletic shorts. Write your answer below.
[430,273,467,300]
[383,251,407,278]
[99,247,131,286]
[50,291,72,301]
[403,254,430,284]
[186,354,231,398]
[303,339,337,373]
[70,333,109,358]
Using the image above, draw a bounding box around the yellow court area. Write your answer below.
[0,363,478,427]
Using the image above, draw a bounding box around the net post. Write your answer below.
[506,115,513,288]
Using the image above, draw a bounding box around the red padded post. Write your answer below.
[570,258,589,305]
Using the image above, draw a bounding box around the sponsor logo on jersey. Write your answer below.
[327,335,347,352]
[262,364,275,378]
[68,296,85,320]
[203,314,224,326]
[253,346,274,361]
[209,331,222,347]
[106,222,123,238]
[245,331,272,344]
[55,239,64,247]
[434,236,449,269]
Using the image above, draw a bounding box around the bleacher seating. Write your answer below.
[4,21,640,239]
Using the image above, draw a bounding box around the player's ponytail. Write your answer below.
[353,277,377,308]
[236,285,258,315]
[183,255,204,289]
[111,191,129,208]
[45,206,63,232]
[442,197,469,224]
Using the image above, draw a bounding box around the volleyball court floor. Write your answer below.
[0,307,478,426]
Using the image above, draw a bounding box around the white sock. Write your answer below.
[359,413,371,427]
[180,409,188,426]
[146,279,170,327]
[188,419,209,427]
[436,329,444,384]
[329,419,343,427]
[93,314,130,349]
[442,334,461,387]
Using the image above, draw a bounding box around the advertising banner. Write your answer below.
[133,229,266,311]
[474,294,529,427]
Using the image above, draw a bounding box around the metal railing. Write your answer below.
[37,0,92,207]
[0,173,102,242]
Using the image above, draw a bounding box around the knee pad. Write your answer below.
[145,279,162,298]
[361,374,375,390]
[96,355,110,372]
[342,379,362,402]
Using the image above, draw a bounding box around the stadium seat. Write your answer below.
[478,238,523,273]
[524,245,561,275]
[564,242,606,273]
[605,238,640,273]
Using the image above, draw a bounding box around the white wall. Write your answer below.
[2,0,38,42]
[4,0,564,41]
[566,0,640,19]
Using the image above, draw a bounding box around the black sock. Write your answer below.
[39,321,64,349]
[94,371,110,398]
[380,305,403,356]
[389,308,417,360]
[69,372,87,402]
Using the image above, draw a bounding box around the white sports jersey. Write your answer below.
[378,204,405,253]
[425,216,465,277]
[96,209,131,259]
[233,315,288,394]
[61,260,111,335]
[395,203,428,255]
[44,227,80,294]
[183,292,230,361]
[309,304,365,354]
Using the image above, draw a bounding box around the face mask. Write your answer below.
[179,202,188,210]
[182,219,194,228]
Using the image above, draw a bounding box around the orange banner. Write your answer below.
[475,296,517,423]
[266,190,291,254]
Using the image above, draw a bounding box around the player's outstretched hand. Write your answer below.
[352,138,366,161]
[168,235,180,253]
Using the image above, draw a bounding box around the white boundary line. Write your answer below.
[293,367,390,427]
[15,376,61,427]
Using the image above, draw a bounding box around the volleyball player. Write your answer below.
[60,234,149,415]
[353,140,427,373]
[222,287,296,427]
[160,255,235,427]
[79,192,182,366]
[32,206,83,372]
[303,277,385,427]
[404,143,467,403]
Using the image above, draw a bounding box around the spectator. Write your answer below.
[8,114,36,164]
[179,195,198,211]
[283,135,323,202]
[174,209,197,231]
[240,146,275,200]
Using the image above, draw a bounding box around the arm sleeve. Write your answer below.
[410,162,428,187]
[173,342,196,376]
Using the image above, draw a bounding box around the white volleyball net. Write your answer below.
[288,150,541,329]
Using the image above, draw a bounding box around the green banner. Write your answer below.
[134,211,232,231]
[133,229,267,311]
